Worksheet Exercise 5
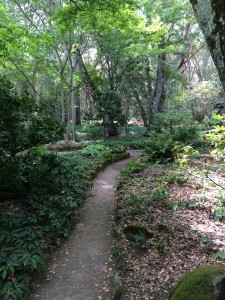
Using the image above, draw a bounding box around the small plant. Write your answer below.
[167,202,180,211]
[214,251,225,260]
[218,194,225,206]
[174,145,199,168]
[166,174,177,184]
[112,247,124,259]
[123,224,153,244]
[154,243,165,252]
[211,207,225,222]
[112,287,123,300]
[183,201,199,210]
[120,161,145,177]
[204,114,225,158]
[134,232,146,246]
[133,271,141,280]
[117,209,129,219]
[150,187,169,202]
[146,211,154,222]
[129,194,144,208]
[176,176,189,185]
[199,195,209,202]
[0,282,30,300]
[200,235,210,244]
[79,144,110,157]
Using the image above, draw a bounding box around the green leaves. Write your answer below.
[214,251,225,260]
[0,282,30,300]
[0,140,127,298]
[205,114,225,157]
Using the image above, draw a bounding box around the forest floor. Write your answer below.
[27,150,140,300]
[114,155,225,300]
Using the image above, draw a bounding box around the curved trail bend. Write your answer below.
[29,150,139,300]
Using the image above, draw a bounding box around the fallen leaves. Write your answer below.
[114,160,225,299]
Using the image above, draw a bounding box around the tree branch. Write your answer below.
[180,43,206,72]
[8,59,44,101]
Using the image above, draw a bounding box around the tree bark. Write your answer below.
[190,0,225,112]
[132,89,148,127]
[148,54,167,126]
[76,94,81,125]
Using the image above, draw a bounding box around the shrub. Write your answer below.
[204,114,225,157]
[79,121,104,140]
[28,115,64,146]
[147,112,200,146]
[145,130,177,163]
[0,76,63,156]
[0,76,32,156]
[204,113,224,128]
[172,125,199,144]
[150,112,195,133]
[0,76,65,198]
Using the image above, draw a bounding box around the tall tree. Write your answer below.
[190,0,225,111]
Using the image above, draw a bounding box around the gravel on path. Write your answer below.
[28,150,139,300]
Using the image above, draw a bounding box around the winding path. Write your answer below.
[28,150,139,300]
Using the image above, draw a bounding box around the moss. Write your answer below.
[170,265,225,300]
[123,224,153,243]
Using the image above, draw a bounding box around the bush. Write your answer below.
[204,114,225,157]
[78,121,105,140]
[145,130,177,163]
[151,112,195,132]
[145,112,201,163]
[147,112,200,145]
[204,113,224,128]
[28,115,64,145]
[0,77,65,198]
[172,125,199,144]
[0,76,32,156]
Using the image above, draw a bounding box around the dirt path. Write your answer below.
[28,150,139,300]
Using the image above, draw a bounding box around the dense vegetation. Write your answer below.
[113,115,225,299]
[0,0,225,298]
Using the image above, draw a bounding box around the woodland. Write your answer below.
[0,0,225,299]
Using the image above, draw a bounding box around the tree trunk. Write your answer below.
[60,75,65,123]
[124,98,129,136]
[148,54,167,126]
[68,60,77,142]
[154,54,167,113]
[132,89,148,127]
[76,94,81,125]
[104,114,119,138]
[190,0,225,112]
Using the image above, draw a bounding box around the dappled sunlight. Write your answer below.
[115,158,225,299]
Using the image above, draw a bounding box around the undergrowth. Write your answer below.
[0,144,127,299]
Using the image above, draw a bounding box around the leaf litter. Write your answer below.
[113,158,225,300]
